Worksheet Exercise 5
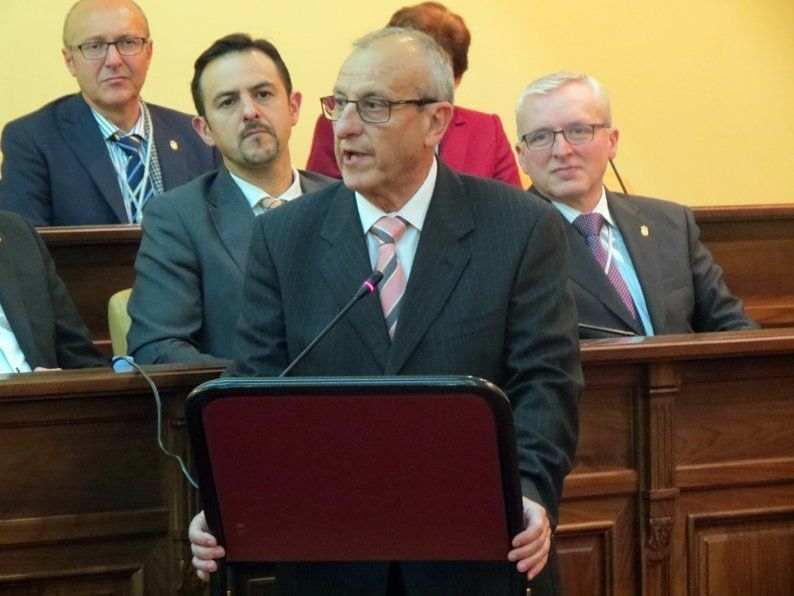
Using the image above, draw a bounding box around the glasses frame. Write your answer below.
[320,95,438,124]
[69,37,149,60]
[521,123,610,151]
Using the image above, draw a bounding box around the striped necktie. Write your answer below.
[256,196,285,214]
[370,216,408,340]
[572,212,645,333]
[113,133,152,222]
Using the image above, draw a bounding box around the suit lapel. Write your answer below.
[438,108,467,171]
[528,186,641,333]
[57,94,128,223]
[0,235,38,366]
[564,221,641,332]
[608,191,667,332]
[386,164,472,374]
[207,169,255,274]
[299,172,325,195]
[319,186,391,368]
[151,106,188,190]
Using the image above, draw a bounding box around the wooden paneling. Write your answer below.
[0,365,223,595]
[37,205,794,359]
[39,226,141,356]
[2,331,793,594]
[555,329,794,595]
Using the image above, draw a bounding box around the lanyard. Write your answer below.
[124,104,155,221]
[603,223,615,275]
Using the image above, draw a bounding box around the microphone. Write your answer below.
[280,270,384,377]
[608,158,629,194]
[578,322,639,337]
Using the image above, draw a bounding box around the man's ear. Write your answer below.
[608,127,619,160]
[425,101,454,148]
[62,47,76,77]
[192,115,216,148]
[289,91,302,127]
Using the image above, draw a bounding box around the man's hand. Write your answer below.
[507,497,551,580]
[189,510,226,581]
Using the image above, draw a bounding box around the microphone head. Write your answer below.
[363,270,384,294]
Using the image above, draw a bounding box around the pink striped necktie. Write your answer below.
[572,212,645,333]
[370,216,408,340]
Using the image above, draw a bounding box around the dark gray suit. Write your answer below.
[127,168,331,365]
[0,93,219,226]
[541,188,759,338]
[0,210,106,370]
[230,164,582,594]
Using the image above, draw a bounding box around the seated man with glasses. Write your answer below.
[0,0,218,226]
[515,71,757,338]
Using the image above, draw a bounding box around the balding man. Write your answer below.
[190,28,581,595]
[0,0,217,226]
[515,72,757,338]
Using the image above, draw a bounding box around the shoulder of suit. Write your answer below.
[2,94,78,135]
[0,210,40,243]
[146,169,223,210]
[609,191,689,216]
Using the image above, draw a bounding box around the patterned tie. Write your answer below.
[572,212,645,333]
[256,196,285,213]
[113,133,152,222]
[370,216,408,340]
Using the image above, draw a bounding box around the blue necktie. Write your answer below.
[113,133,152,221]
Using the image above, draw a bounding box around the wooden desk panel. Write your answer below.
[39,225,141,356]
[557,329,794,596]
[2,331,792,594]
[0,364,222,594]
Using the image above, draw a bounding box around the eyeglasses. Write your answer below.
[320,95,438,124]
[521,123,609,151]
[69,37,148,60]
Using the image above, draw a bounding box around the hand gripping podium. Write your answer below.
[186,376,528,594]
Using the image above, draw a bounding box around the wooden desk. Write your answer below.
[37,205,794,359]
[39,225,141,356]
[558,329,794,595]
[693,205,794,328]
[0,364,222,594]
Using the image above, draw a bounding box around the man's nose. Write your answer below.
[551,130,574,157]
[333,102,363,139]
[241,94,260,120]
[103,43,124,67]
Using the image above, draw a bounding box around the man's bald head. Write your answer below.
[63,0,149,46]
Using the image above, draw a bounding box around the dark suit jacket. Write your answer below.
[539,188,759,338]
[305,106,522,187]
[0,210,106,369]
[229,164,581,594]
[126,168,332,365]
[0,93,219,226]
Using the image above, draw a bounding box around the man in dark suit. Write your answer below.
[0,0,218,226]
[190,28,582,594]
[515,72,758,338]
[0,210,106,371]
[127,34,331,365]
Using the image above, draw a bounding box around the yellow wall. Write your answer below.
[1,0,792,205]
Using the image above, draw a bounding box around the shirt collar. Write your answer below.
[92,100,147,140]
[552,187,614,227]
[229,166,303,211]
[356,158,437,234]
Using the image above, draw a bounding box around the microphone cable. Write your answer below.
[112,355,199,489]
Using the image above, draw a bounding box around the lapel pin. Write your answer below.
[640,225,649,237]
[169,140,179,151]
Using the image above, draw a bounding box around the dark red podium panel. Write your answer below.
[187,376,523,564]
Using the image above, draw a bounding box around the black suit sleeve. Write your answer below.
[506,202,583,527]
[24,221,106,368]
[685,207,759,332]
[0,120,53,226]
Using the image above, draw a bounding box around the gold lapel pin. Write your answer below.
[169,140,179,151]
[640,225,649,237]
